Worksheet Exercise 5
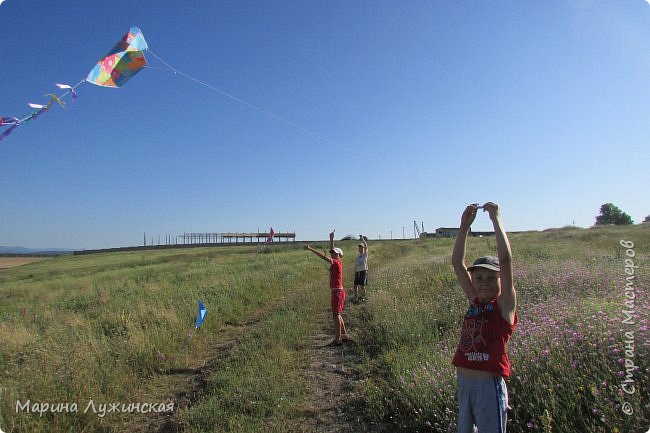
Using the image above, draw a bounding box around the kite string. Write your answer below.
[147,50,346,147]
[146,49,469,206]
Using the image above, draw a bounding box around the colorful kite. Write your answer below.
[0,27,148,141]
[194,300,207,330]
[86,27,148,88]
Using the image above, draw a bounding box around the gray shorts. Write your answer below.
[456,373,509,433]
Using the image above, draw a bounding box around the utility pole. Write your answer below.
[413,220,422,239]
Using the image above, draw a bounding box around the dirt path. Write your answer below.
[291,320,371,433]
[129,296,292,433]
[133,294,379,433]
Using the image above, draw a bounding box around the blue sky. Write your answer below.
[1,1,649,249]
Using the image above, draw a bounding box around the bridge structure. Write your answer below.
[177,231,296,245]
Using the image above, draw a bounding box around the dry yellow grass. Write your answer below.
[0,256,51,269]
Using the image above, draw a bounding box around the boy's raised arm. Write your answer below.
[360,234,368,253]
[305,244,332,263]
[483,202,516,324]
[452,205,478,300]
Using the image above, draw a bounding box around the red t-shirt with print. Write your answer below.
[329,258,343,289]
[452,298,517,377]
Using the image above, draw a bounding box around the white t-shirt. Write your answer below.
[355,252,368,272]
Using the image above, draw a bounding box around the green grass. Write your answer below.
[0,244,323,432]
[354,224,650,432]
[179,288,321,433]
[1,225,649,432]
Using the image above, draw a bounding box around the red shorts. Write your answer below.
[331,288,346,315]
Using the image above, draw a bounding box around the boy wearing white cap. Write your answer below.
[451,202,517,433]
[305,230,349,346]
[353,235,369,303]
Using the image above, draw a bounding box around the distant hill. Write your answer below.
[0,246,76,255]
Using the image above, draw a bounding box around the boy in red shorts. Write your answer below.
[305,230,350,346]
[451,202,517,433]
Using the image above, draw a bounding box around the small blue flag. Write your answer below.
[195,300,207,329]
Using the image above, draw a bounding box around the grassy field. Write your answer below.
[0,225,648,432]
[356,225,649,433]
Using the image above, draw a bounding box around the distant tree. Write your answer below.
[595,203,633,226]
[644,215,650,224]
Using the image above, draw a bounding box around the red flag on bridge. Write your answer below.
[265,227,275,243]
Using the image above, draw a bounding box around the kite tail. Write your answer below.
[0,80,86,142]
[0,123,20,141]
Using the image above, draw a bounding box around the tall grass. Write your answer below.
[355,225,650,432]
[1,225,648,432]
[0,244,320,432]
[179,287,323,433]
